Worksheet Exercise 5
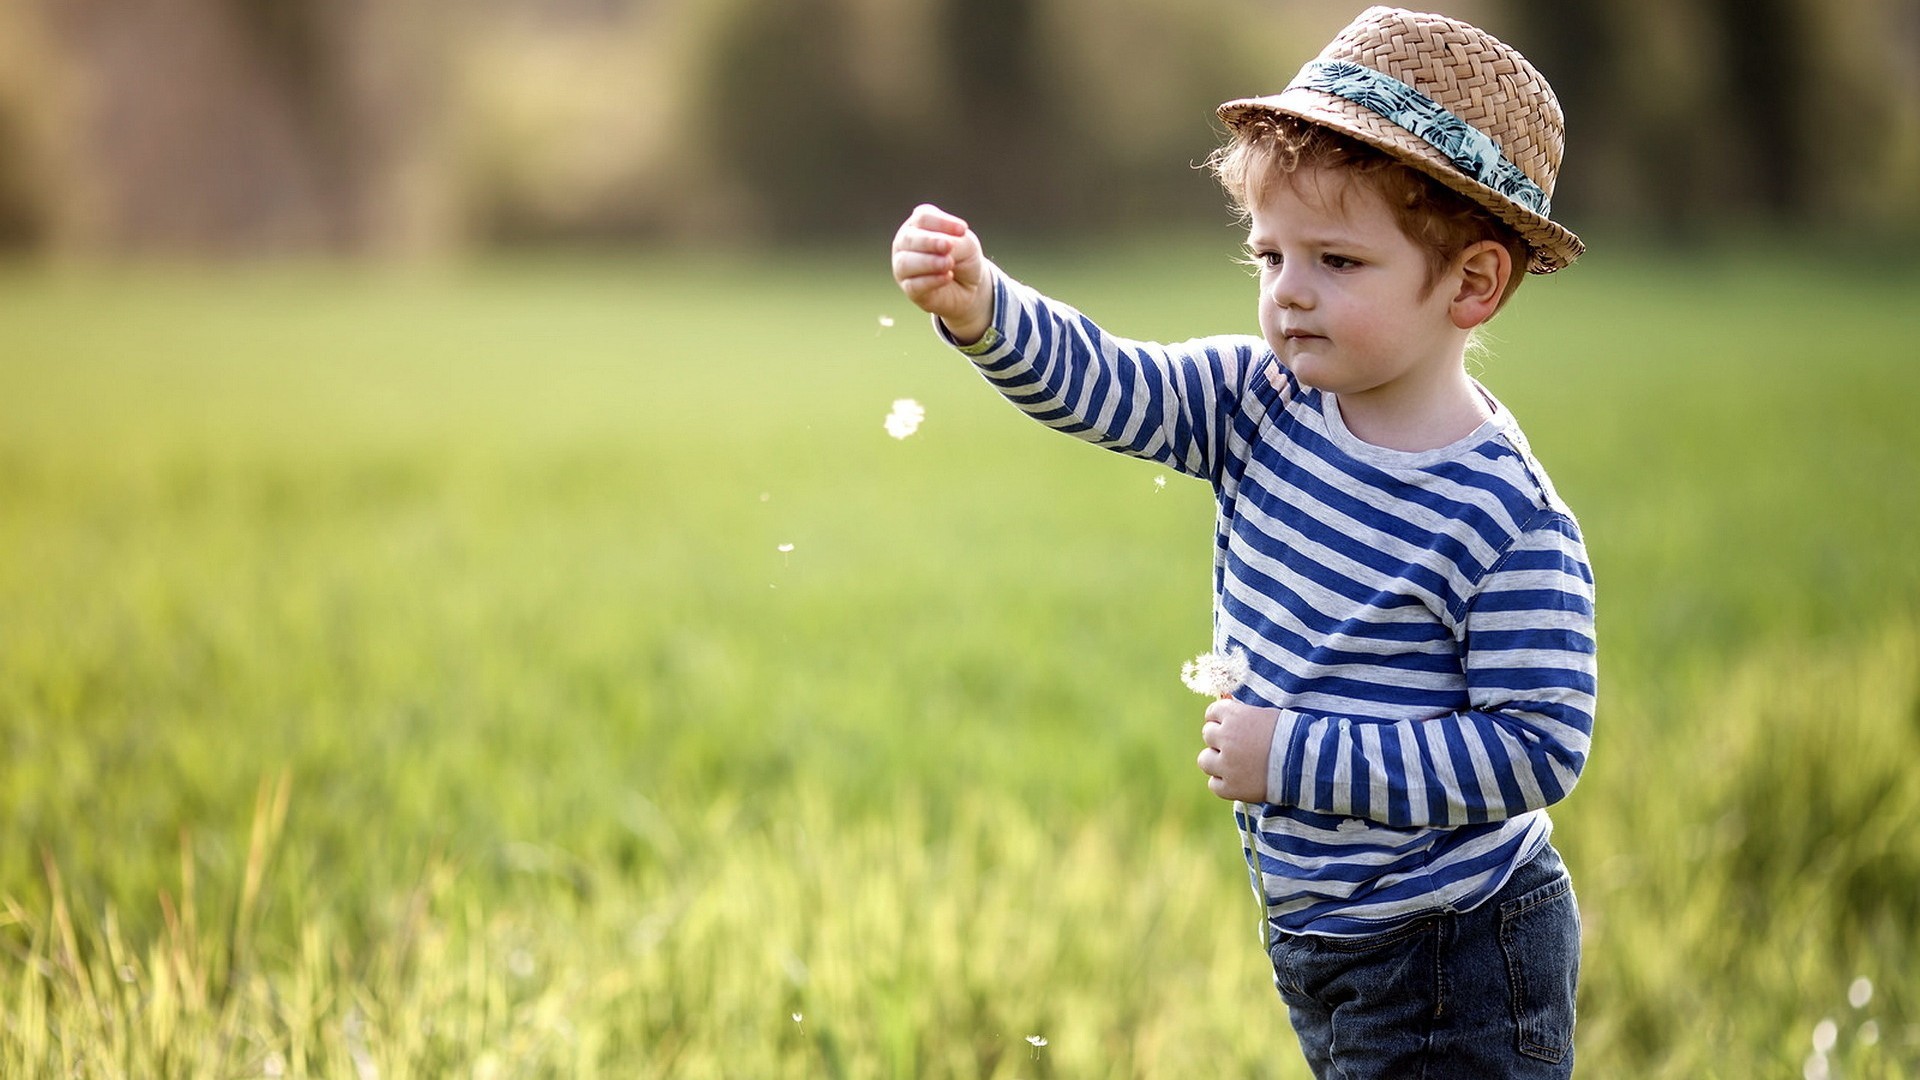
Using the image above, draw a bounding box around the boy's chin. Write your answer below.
[1279,353,1340,392]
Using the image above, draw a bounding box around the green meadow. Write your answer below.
[2,238,1918,1077]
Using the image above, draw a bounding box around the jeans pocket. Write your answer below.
[1498,872,1580,1064]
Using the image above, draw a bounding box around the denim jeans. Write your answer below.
[1267,844,1580,1080]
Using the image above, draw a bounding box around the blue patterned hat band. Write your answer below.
[1292,59,1551,217]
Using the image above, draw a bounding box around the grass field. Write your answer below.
[2,237,1919,1077]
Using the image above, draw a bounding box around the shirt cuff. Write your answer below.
[952,324,1002,355]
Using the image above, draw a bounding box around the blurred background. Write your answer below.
[1,0,1917,261]
[5,2,1920,1076]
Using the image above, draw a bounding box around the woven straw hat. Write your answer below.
[1218,6,1584,273]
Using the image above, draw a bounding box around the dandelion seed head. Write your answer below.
[1181,648,1250,697]
[1812,1018,1838,1054]
[884,398,926,439]
[264,1052,287,1079]
[1804,1051,1830,1080]
[1850,977,1873,1009]
[508,948,536,980]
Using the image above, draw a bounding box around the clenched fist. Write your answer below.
[890,204,995,346]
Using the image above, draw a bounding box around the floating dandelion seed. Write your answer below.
[792,1012,804,1024]
[884,398,926,439]
[1850,977,1874,1008]
[1026,1035,1048,1047]
[1181,648,1250,697]
[1154,475,1167,492]
[777,543,795,553]
[1812,1018,1838,1054]
[878,315,895,329]
[508,948,535,980]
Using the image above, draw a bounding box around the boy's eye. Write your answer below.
[1322,254,1360,270]
[1253,251,1282,269]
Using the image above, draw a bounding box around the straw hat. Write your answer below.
[1218,6,1584,273]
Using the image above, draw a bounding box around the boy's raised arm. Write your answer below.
[891,203,994,347]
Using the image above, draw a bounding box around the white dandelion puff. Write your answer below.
[792,1012,804,1023]
[1812,1018,1838,1054]
[878,315,895,329]
[1026,1035,1048,1047]
[507,948,535,980]
[777,543,795,553]
[1154,475,1167,491]
[1181,648,1250,697]
[1850,977,1874,1008]
[884,398,926,439]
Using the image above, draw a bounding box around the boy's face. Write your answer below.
[1245,166,1463,408]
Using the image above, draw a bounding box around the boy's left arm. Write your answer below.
[1202,512,1596,826]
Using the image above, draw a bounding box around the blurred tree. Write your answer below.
[3,0,455,258]
[934,0,1069,227]
[701,0,908,236]
[1705,0,1811,216]
[0,0,1913,256]
[695,0,1304,240]
[1498,0,1920,237]
[0,112,40,248]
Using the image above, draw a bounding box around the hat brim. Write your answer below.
[1218,89,1584,274]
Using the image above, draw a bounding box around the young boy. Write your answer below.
[891,7,1595,1078]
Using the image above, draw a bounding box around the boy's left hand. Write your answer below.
[1199,698,1281,802]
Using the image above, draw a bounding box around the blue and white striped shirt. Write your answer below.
[948,271,1596,937]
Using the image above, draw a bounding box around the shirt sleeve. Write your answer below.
[1263,510,1597,827]
[939,267,1264,484]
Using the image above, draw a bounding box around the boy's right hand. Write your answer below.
[891,204,994,347]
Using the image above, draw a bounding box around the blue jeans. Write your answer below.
[1267,844,1580,1080]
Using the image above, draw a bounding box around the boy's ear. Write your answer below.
[1449,240,1511,330]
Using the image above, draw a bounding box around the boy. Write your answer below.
[890,7,1595,1079]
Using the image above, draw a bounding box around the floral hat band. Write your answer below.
[1292,59,1551,217]
[1216,6,1585,273]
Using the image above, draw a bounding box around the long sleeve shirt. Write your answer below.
[947,270,1596,936]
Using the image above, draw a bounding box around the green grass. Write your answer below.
[2,239,1918,1077]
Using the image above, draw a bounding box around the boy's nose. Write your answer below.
[1268,266,1312,311]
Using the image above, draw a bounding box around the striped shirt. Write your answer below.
[948,271,1596,937]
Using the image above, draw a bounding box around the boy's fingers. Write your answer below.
[891,247,952,280]
[892,226,956,259]
[1197,745,1220,776]
[909,203,969,235]
[896,275,951,304]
